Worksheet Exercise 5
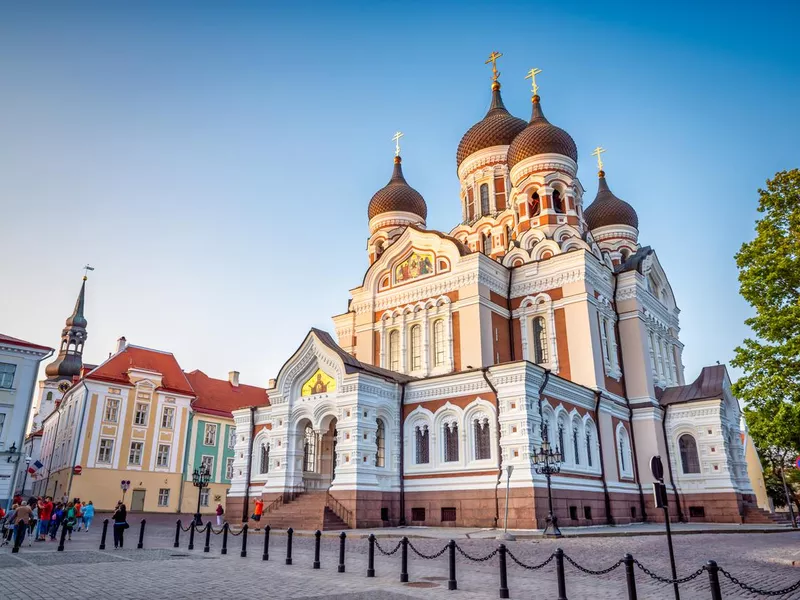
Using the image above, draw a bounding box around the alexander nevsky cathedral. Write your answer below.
[226,56,764,530]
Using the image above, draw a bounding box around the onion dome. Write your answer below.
[584,171,639,230]
[507,95,578,168]
[367,156,427,221]
[456,82,527,168]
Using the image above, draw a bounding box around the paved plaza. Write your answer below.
[1,517,799,599]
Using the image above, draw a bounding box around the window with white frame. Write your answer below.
[204,423,218,446]
[375,418,386,467]
[128,441,143,465]
[260,443,269,474]
[161,406,175,429]
[572,426,581,465]
[585,421,597,469]
[134,402,149,426]
[617,425,633,478]
[303,424,316,472]
[199,488,210,507]
[433,319,445,367]
[532,317,549,364]
[410,325,422,371]
[443,421,459,462]
[156,444,170,468]
[389,330,400,371]
[158,488,170,507]
[473,417,491,460]
[415,424,429,464]
[0,414,4,440]
[200,455,214,477]
[679,434,701,474]
[228,428,237,449]
[0,363,15,389]
[97,439,114,464]
[104,398,119,422]
[225,457,235,480]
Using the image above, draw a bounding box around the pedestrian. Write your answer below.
[1,504,17,545]
[252,498,263,523]
[13,493,22,506]
[37,496,53,541]
[12,501,33,547]
[74,499,83,531]
[64,502,77,541]
[112,502,128,549]
[49,503,64,541]
[82,501,95,532]
[61,493,69,505]
[215,503,224,526]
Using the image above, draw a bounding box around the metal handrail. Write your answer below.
[264,496,283,514]
[326,492,353,528]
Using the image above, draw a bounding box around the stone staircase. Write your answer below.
[260,492,350,531]
[742,505,795,525]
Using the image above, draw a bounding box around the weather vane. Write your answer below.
[392,131,404,157]
[591,146,607,172]
[83,264,95,280]
[525,67,542,96]
[485,51,503,83]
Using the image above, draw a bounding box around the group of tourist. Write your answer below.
[0,494,95,547]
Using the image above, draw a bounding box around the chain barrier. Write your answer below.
[633,559,706,584]
[454,544,498,563]
[227,526,246,537]
[719,568,800,596]
[179,522,193,532]
[563,553,624,576]
[374,539,402,556]
[210,525,226,535]
[505,549,556,570]
[407,540,449,560]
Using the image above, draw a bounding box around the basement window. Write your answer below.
[381,507,389,522]
[630,506,637,519]
[411,508,426,522]
[441,507,457,522]
[583,506,592,520]
[689,506,705,518]
[569,506,578,521]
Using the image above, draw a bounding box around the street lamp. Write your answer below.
[19,457,32,495]
[120,480,131,504]
[6,442,19,463]
[192,466,211,526]
[532,437,563,538]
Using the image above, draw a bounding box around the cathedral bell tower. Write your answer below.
[44,275,89,379]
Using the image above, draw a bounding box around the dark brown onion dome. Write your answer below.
[456,83,527,168]
[507,95,578,168]
[367,156,427,221]
[584,171,639,230]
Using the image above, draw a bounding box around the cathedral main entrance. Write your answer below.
[298,417,338,492]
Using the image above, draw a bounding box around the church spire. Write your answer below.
[45,274,90,379]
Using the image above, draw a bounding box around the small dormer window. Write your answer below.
[479,183,490,216]
[552,190,564,213]
[482,232,492,256]
[530,192,540,216]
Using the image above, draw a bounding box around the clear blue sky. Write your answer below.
[1,1,798,387]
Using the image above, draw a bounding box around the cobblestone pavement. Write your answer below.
[1,520,799,599]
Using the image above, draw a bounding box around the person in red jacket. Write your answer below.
[37,497,53,541]
[215,504,224,526]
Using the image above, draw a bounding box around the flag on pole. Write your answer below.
[28,460,44,474]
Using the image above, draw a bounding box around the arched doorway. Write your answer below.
[299,417,338,491]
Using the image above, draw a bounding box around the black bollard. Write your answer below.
[448,539,457,591]
[188,521,196,550]
[174,520,181,548]
[624,554,637,600]
[706,561,722,600]
[204,523,211,553]
[400,537,409,583]
[262,525,270,561]
[338,531,346,573]
[240,524,248,558]
[221,523,229,555]
[498,544,509,599]
[556,548,568,600]
[367,533,376,578]
[57,520,68,551]
[99,519,109,550]
[11,524,23,554]
[137,519,146,549]
[313,530,322,569]
[286,527,293,565]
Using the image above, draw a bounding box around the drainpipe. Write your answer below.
[594,390,613,525]
[481,368,502,528]
[65,380,90,500]
[535,369,551,529]
[660,405,685,522]
[612,270,647,522]
[398,381,407,526]
[242,406,256,522]
[177,411,194,513]
[42,402,63,500]
[506,265,516,361]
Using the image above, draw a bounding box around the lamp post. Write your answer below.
[19,457,32,496]
[120,480,131,504]
[192,467,211,526]
[533,438,563,538]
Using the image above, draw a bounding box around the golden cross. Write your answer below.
[525,67,542,96]
[485,51,503,83]
[392,131,404,157]
[591,146,607,171]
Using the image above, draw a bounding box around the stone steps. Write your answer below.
[742,506,794,525]
[260,492,350,530]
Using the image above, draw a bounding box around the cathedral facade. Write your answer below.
[226,63,763,529]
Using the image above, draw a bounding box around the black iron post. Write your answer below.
[174,520,181,548]
[367,533,376,577]
[313,530,322,569]
[448,539,457,590]
[663,508,680,600]
[204,523,211,553]
[11,524,23,554]
[191,466,210,526]
[533,439,563,537]
[400,537,409,583]
[137,519,146,549]
[221,523,229,555]
[99,519,108,550]
[286,527,293,565]
[240,524,248,558]
[624,554,637,600]
[706,561,722,600]
[195,484,203,526]
[188,521,196,550]
[262,525,270,561]
[338,531,346,573]
[555,548,568,600]
[498,544,509,599]
[57,521,68,551]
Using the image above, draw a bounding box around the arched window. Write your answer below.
[679,434,701,474]
[410,325,422,371]
[505,225,513,249]
[482,232,492,256]
[552,190,564,213]
[433,319,445,367]
[375,419,385,467]
[415,425,429,464]
[474,417,491,460]
[444,422,459,462]
[529,192,540,216]
[46,391,53,402]
[572,427,580,465]
[466,189,475,222]
[585,428,593,468]
[617,425,633,477]
[260,443,269,474]
[303,425,316,472]
[480,183,490,215]
[532,317,549,364]
[389,330,400,371]
[557,423,565,458]
[375,240,384,257]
